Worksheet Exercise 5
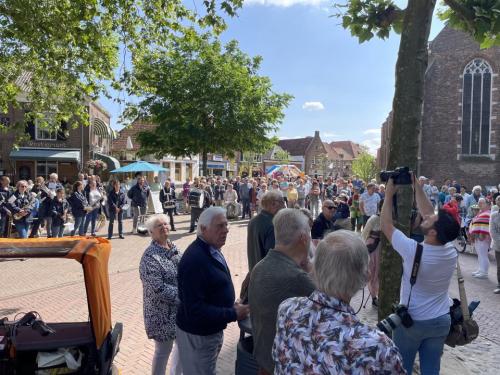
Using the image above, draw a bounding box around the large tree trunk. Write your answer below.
[378,0,436,320]
[202,150,208,177]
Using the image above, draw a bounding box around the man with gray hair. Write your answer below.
[247,190,285,271]
[248,208,315,375]
[176,207,249,375]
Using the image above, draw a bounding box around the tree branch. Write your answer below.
[375,5,405,28]
[443,0,476,28]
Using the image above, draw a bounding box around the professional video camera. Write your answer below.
[379,166,412,185]
[376,304,413,335]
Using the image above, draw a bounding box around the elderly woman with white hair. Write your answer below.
[272,230,406,374]
[139,214,182,375]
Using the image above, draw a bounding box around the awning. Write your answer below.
[93,118,113,139]
[95,152,120,171]
[9,148,80,162]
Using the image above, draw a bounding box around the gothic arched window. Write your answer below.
[461,59,492,155]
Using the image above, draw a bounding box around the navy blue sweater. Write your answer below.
[176,237,237,336]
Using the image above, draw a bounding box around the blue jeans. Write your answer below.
[84,209,99,235]
[14,221,29,238]
[72,215,86,236]
[51,224,65,238]
[393,313,451,375]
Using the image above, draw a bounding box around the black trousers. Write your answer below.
[190,207,203,231]
[163,208,175,229]
[108,211,124,237]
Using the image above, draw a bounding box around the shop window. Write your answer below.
[37,161,58,180]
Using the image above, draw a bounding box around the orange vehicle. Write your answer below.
[0,237,122,374]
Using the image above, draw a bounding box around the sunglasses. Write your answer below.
[324,206,336,210]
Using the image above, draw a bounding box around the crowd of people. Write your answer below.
[134,172,500,375]
[2,170,500,374]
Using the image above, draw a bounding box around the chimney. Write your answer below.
[314,130,320,138]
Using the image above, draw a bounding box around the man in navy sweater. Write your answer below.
[176,206,250,374]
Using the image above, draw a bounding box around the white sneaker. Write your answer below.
[473,273,488,279]
[472,270,481,276]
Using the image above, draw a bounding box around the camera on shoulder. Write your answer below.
[377,303,413,336]
[379,166,412,185]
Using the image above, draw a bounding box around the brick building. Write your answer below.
[0,100,117,183]
[278,131,363,177]
[379,27,500,188]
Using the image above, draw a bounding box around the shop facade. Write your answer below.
[0,102,118,183]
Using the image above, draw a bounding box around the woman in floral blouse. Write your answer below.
[272,230,406,375]
[139,214,182,375]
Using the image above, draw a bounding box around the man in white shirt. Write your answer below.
[360,182,381,225]
[380,175,460,375]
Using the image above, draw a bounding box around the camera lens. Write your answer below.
[376,313,401,336]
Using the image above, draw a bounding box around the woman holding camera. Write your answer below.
[272,231,405,374]
[159,180,176,231]
[139,214,182,375]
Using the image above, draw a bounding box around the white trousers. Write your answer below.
[475,239,490,274]
[152,339,182,375]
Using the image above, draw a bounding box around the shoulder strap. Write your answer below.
[407,243,423,307]
[456,255,471,320]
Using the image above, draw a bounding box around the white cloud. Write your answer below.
[245,0,326,7]
[302,101,325,111]
[362,138,381,156]
[278,135,304,140]
[363,128,381,135]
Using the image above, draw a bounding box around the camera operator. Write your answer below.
[380,174,460,375]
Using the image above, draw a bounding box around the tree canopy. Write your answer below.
[127,32,292,175]
[0,0,242,134]
[338,0,500,48]
[351,151,378,183]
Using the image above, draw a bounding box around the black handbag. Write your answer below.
[445,257,479,347]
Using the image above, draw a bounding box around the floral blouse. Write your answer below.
[139,240,182,342]
[272,290,406,375]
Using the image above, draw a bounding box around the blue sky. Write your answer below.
[101,1,447,154]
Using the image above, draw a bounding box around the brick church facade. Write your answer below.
[379,27,500,189]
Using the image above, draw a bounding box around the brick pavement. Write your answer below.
[1,214,499,374]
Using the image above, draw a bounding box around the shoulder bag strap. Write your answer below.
[407,243,424,307]
[456,256,471,320]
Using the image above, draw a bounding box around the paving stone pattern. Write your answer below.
[1,215,499,374]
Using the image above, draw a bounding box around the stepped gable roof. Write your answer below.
[329,141,363,161]
[112,120,156,152]
[278,137,313,156]
[262,144,286,160]
[323,142,340,160]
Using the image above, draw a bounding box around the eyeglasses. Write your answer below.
[324,206,336,210]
